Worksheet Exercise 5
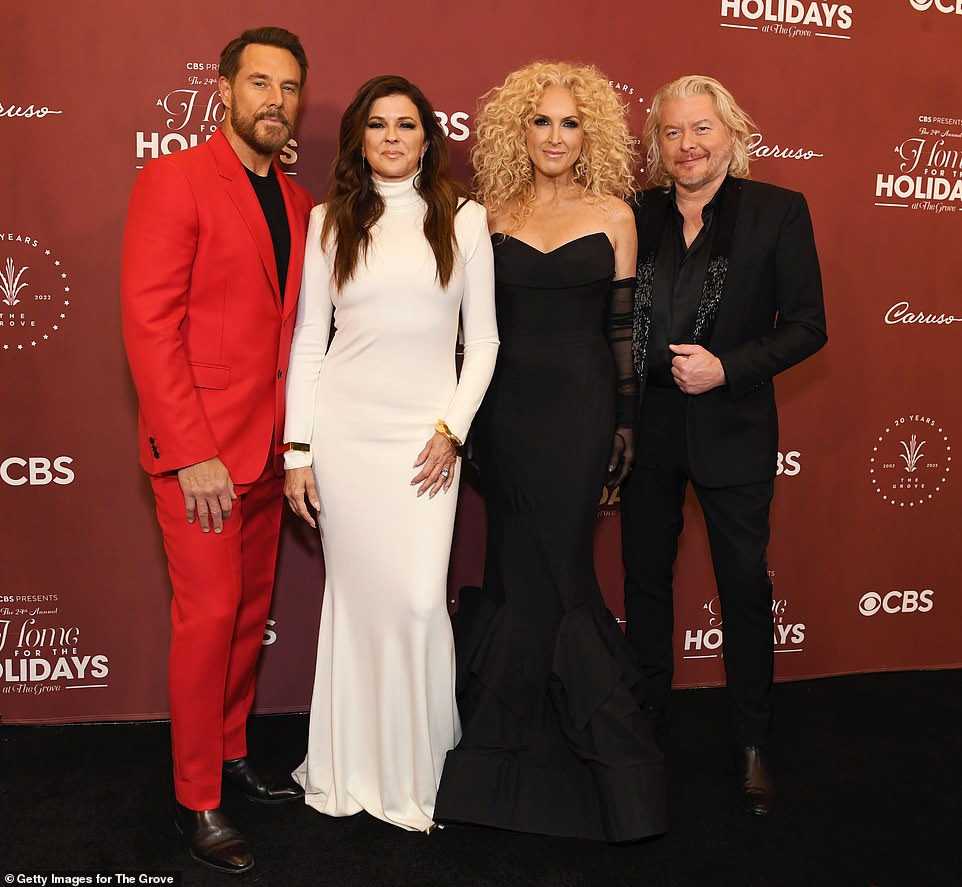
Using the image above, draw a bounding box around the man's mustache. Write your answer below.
[257,111,291,128]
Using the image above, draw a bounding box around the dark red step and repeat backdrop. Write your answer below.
[2,0,960,724]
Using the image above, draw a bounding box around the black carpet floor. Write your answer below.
[2,669,958,887]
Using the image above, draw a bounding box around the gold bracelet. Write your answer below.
[287,441,311,453]
[435,419,463,454]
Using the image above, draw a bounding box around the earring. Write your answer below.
[418,154,423,173]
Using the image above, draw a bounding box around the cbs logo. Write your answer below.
[1,456,75,486]
[909,0,962,12]
[776,450,801,476]
[858,589,933,616]
[262,619,277,646]
[434,111,470,142]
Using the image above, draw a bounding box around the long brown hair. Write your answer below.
[322,75,463,289]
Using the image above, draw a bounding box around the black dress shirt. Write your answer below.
[647,191,719,387]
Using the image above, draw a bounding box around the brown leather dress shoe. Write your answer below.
[175,803,253,874]
[733,744,775,816]
[222,757,304,805]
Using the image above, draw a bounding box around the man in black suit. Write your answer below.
[620,75,827,816]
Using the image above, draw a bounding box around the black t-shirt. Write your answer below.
[245,165,291,301]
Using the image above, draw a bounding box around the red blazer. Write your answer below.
[121,130,313,483]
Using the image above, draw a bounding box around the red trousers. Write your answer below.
[151,461,283,810]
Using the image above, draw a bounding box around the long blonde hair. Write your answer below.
[472,61,637,230]
[644,74,755,189]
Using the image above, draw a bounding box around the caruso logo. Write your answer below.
[909,0,962,13]
[721,0,853,38]
[884,301,962,325]
[0,100,63,120]
[749,132,824,162]
[858,589,933,615]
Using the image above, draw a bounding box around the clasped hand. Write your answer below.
[670,343,726,395]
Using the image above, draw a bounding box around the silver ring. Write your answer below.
[440,468,450,478]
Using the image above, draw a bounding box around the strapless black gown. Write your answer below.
[434,233,667,841]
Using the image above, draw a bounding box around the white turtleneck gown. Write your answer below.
[283,175,498,831]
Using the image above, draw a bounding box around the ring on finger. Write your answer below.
[440,468,450,478]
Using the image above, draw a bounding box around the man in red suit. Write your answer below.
[121,27,313,874]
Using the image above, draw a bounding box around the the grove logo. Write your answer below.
[608,76,647,109]
[607,76,648,153]
[869,415,951,507]
[909,0,962,13]
[858,589,933,615]
[1,258,27,305]
[0,456,75,486]
[1,232,73,353]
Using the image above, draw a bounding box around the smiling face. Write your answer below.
[362,93,426,183]
[524,85,584,181]
[219,43,302,158]
[657,93,735,194]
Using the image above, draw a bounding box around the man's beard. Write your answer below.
[231,105,293,156]
[673,146,731,191]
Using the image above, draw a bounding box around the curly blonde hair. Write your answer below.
[644,75,755,189]
[472,61,637,229]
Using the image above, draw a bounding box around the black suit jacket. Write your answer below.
[633,177,827,487]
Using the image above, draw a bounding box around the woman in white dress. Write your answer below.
[282,75,498,832]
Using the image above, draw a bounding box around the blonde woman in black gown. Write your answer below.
[435,62,667,841]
